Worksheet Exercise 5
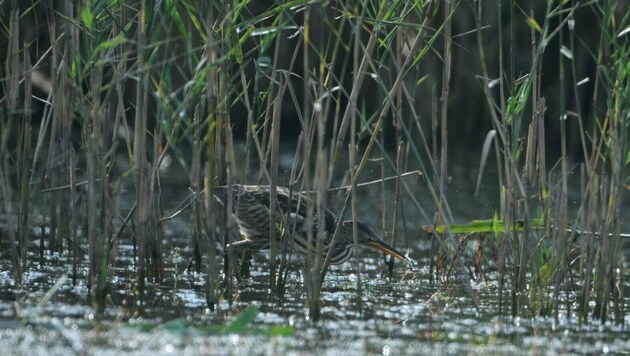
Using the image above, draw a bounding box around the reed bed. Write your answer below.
[0,0,627,325]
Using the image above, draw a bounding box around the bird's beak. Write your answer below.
[364,239,411,263]
[350,221,412,264]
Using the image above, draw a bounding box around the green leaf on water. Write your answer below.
[123,305,294,336]
[426,216,546,234]
[160,318,190,332]
[222,305,259,333]
[265,325,295,336]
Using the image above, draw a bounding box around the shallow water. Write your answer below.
[1,232,629,355]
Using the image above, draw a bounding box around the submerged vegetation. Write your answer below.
[0,0,629,350]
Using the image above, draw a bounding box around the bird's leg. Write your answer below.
[227,239,257,280]
[318,262,330,290]
[239,250,252,279]
[387,255,395,279]
[221,247,242,293]
[274,234,293,297]
[274,258,286,297]
[223,244,241,285]
[307,264,324,322]
[221,250,234,306]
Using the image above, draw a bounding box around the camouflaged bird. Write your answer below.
[215,184,409,265]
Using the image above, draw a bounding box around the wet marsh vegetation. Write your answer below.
[1,0,630,354]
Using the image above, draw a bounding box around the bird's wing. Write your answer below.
[232,189,275,236]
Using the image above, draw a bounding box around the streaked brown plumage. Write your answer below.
[214,184,410,265]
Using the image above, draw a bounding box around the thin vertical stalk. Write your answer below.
[18,45,32,273]
[439,0,451,212]
[203,120,218,312]
[223,110,235,301]
[593,179,609,321]
[554,4,569,321]
[0,11,21,278]
[45,0,64,254]
[310,111,328,320]
[58,0,76,255]
[85,93,98,306]
[88,61,107,313]
[69,150,77,286]
[133,0,150,304]
[389,142,405,276]
[191,105,202,273]
[301,2,315,317]
[149,130,164,282]
[203,23,219,310]
[299,43,315,317]
[268,74,284,290]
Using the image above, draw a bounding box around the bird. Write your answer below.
[214,184,411,266]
